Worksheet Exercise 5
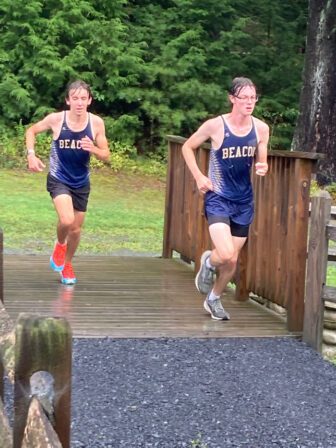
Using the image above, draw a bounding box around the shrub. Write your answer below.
[0,123,166,178]
[325,183,336,203]
[0,122,51,168]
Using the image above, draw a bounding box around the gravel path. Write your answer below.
[71,338,336,448]
[5,337,336,447]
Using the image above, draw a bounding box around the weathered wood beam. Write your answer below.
[0,397,13,448]
[0,304,15,383]
[21,397,62,448]
[235,240,249,301]
[166,135,325,160]
[322,286,336,303]
[303,191,331,351]
[327,225,336,243]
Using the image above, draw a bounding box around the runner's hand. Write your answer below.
[255,162,268,176]
[28,155,46,172]
[196,174,214,194]
[80,136,94,152]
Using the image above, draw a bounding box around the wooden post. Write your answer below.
[14,314,72,448]
[286,159,312,332]
[194,147,211,274]
[303,191,331,352]
[162,140,174,258]
[0,397,13,448]
[22,397,63,447]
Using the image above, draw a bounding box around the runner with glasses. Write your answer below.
[182,77,269,320]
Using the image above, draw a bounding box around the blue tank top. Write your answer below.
[49,112,93,188]
[208,116,258,203]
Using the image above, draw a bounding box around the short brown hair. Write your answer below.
[66,80,92,99]
[228,77,256,97]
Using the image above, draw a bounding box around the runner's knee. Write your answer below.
[215,247,235,266]
[59,215,75,229]
[68,225,81,237]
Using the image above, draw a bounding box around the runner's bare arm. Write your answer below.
[255,121,269,176]
[25,113,60,172]
[182,120,215,193]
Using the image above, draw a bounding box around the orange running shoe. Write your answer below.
[61,263,77,285]
[50,242,67,271]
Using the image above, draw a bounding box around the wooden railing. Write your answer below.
[163,135,324,332]
[0,229,72,448]
[303,192,336,352]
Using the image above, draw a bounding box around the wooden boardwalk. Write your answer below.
[3,255,297,338]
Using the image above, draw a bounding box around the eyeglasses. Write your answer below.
[234,95,259,103]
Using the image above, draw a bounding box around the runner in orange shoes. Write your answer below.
[61,263,77,285]
[50,241,67,271]
[26,81,110,284]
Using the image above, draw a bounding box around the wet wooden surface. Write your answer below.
[3,255,298,338]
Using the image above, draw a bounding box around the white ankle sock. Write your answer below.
[205,256,214,271]
[208,289,220,302]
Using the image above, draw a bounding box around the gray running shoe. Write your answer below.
[195,250,214,294]
[204,294,230,321]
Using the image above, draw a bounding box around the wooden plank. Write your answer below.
[195,147,211,273]
[286,159,312,332]
[162,140,174,258]
[166,135,325,160]
[171,142,185,255]
[264,155,277,300]
[235,240,249,301]
[322,286,336,302]
[3,255,295,339]
[327,225,336,243]
[267,150,325,160]
[331,206,336,219]
[303,191,331,352]
[275,157,289,305]
[328,248,336,262]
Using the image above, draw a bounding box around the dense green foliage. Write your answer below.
[0,120,166,177]
[0,0,308,155]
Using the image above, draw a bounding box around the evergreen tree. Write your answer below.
[0,0,309,155]
[0,0,141,134]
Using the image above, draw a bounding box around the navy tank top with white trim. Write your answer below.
[208,116,258,203]
[49,112,93,188]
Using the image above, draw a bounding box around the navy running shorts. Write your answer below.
[47,173,90,212]
[204,191,254,237]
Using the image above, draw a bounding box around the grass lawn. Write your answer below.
[0,168,166,255]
